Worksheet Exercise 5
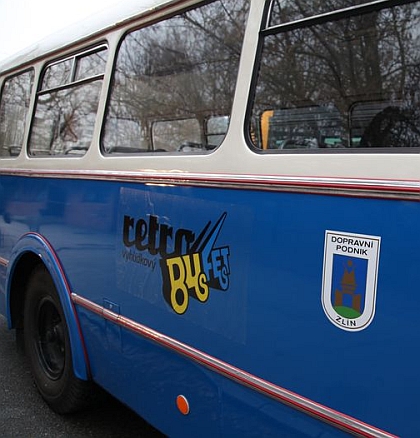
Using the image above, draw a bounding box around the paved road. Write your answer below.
[0,315,164,438]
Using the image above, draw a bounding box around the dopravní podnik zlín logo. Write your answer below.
[321,231,381,331]
[123,212,230,314]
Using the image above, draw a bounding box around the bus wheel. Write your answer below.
[24,265,91,414]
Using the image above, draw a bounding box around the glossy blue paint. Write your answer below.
[6,233,90,380]
[0,174,417,436]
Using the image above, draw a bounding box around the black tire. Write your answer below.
[24,265,92,414]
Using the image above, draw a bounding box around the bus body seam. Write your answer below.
[0,168,418,200]
[71,292,398,438]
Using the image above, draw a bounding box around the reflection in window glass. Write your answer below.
[268,0,374,26]
[42,59,73,90]
[103,0,249,154]
[29,47,107,156]
[251,1,420,151]
[75,48,108,81]
[30,83,102,156]
[207,115,230,148]
[0,70,34,157]
[152,119,201,152]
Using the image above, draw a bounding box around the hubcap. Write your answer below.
[36,298,65,380]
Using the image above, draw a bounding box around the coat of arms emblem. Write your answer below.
[322,231,381,331]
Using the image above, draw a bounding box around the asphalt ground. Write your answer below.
[0,315,164,438]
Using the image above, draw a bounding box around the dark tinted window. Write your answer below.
[251,1,420,151]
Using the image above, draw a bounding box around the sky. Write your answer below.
[0,0,122,62]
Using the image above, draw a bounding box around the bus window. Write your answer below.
[0,70,34,157]
[266,0,374,26]
[250,1,420,151]
[206,115,229,149]
[102,0,249,154]
[350,101,420,148]
[259,106,343,150]
[152,118,201,152]
[29,47,108,157]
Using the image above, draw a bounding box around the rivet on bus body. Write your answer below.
[176,395,190,415]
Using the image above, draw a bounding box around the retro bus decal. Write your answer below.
[122,211,230,314]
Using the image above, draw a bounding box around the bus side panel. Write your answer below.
[76,305,223,436]
[0,174,418,437]
[0,263,5,317]
[76,305,351,438]
[220,381,352,438]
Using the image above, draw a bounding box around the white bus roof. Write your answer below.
[0,0,178,74]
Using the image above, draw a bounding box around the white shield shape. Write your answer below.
[321,231,381,332]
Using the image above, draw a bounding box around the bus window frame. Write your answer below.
[245,0,420,155]
[100,0,249,157]
[0,68,35,159]
[27,44,108,158]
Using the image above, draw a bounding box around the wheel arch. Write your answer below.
[7,232,90,381]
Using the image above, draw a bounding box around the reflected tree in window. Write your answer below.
[252,1,420,150]
[29,47,107,156]
[0,70,34,157]
[103,0,249,153]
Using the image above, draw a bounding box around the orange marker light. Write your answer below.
[176,395,190,415]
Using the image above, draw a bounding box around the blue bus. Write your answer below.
[0,0,419,436]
